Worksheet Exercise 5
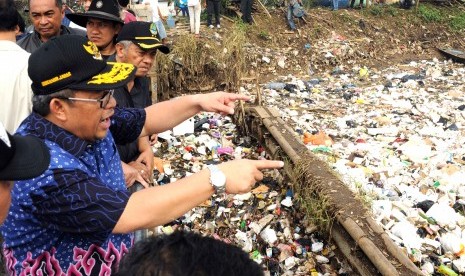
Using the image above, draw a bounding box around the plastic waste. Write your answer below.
[265,82,286,90]
[437,264,458,276]
[440,232,465,256]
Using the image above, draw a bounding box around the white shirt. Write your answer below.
[0,40,32,133]
[143,0,160,22]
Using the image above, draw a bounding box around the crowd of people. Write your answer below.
[0,0,283,274]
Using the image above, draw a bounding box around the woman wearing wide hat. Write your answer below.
[67,0,124,60]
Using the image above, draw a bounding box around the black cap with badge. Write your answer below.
[0,122,50,181]
[116,21,170,54]
[28,35,136,95]
[67,0,124,28]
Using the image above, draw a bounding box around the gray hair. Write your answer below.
[116,40,133,52]
[32,89,75,116]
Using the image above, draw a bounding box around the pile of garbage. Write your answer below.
[152,57,465,275]
[151,114,350,275]
[250,58,465,275]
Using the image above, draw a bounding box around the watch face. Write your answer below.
[211,172,226,187]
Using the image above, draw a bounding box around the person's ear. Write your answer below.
[115,43,125,59]
[49,98,69,122]
[60,5,65,19]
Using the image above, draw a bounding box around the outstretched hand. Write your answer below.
[218,159,284,194]
[199,92,251,116]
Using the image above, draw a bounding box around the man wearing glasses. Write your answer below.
[0,35,284,275]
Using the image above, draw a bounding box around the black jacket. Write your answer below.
[17,25,86,53]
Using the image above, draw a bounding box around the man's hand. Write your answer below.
[197,92,251,116]
[149,134,158,146]
[218,159,284,194]
[135,150,154,183]
[122,162,150,188]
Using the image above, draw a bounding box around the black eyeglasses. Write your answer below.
[62,90,114,109]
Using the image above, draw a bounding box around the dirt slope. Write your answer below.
[239,4,465,78]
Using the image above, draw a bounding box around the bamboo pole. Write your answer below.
[256,0,272,18]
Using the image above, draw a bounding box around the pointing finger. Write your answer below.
[254,160,285,170]
[227,94,251,102]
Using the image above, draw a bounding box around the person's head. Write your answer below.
[0,0,20,33]
[67,0,123,54]
[115,230,264,276]
[115,22,170,77]
[80,0,92,11]
[28,0,65,42]
[29,35,136,142]
[117,0,129,8]
[0,122,50,224]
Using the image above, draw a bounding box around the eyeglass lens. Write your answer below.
[101,90,114,108]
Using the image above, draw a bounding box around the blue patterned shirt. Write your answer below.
[1,107,146,275]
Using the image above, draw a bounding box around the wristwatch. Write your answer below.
[207,165,226,196]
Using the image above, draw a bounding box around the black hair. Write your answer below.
[32,89,75,116]
[118,0,130,7]
[0,0,20,32]
[16,10,25,32]
[115,231,265,276]
[28,0,63,9]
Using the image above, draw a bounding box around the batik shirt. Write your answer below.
[1,107,146,275]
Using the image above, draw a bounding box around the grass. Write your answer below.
[417,5,442,22]
[291,157,337,232]
[360,4,400,17]
[449,12,465,31]
[155,19,247,99]
[258,30,272,40]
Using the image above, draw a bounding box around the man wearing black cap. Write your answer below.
[0,122,50,224]
[111,21,170,188]
[67,0,124,59]
[17,0,86,53]
[0,34,284,275]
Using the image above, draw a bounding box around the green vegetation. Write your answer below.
[292,156,337,232]
[361,4,399,17]
[369,5,383,16]
[358,3,464,31]
[385,5,398,16]
[258,30,272,40]
[449,12,465,31]
[156,20,247,98]
[234,18,250,33]
[417,5,442,22]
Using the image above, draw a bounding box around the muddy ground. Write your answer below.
[243,4,465,74]
[161,3,465,94]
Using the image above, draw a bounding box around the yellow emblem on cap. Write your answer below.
[41,71,72,87]
[88,62,134,84]
[83,41,102,60]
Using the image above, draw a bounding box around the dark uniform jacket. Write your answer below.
[113,77,152,163]
[109,53,152,163]
[17,25,86,53]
